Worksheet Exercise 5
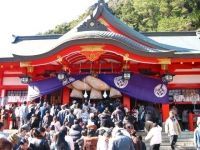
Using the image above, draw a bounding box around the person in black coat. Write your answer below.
[99,110,113,128]
[69,120,82,150]
[29,128,50,150]
[30,114,40,129]
[133,135,146,150]
[50,127,70,150]
[69,120,82,142]
[16,138,30,150]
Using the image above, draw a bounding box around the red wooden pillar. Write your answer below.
[162,104,169,122]
[123,95,131,110]
[188,112,194,131]
[0,71,5,106]
[1,89,5,106]
[0,72,3,86]
[62,87,70,105]
[1,89,9,129]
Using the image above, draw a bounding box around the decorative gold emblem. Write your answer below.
[161,64,168,71]
[20,62,31,67]
[20,61,34,73]
[158,58,171,64]
[123,53,130,61]
[27,66,34,73]
[57,55,63,63]
[62,65,69,71]
[80,45,105,62]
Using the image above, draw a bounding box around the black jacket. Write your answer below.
[29,138,50,150]
[69,124,82,142]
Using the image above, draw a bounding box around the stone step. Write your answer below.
[148,138,194,141]
[137,131,194,136]
[159,142,193,145]
[161,136,194,140]
[160,140,194,144]
[159,137,193,141]
[138,131,194,139]
[161,134,194,137]
[178,132,194,135]
[142,138,194,146]
[147,145,196,150]
[145,142,194,147]
[141,136,194,142]
[155,136,194,140]
[146,143,194,147]
[138,131,195,149]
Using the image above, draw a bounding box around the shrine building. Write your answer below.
[0,0,200,123]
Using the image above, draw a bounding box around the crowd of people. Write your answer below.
[0,99,184,150]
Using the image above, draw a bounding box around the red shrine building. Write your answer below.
[0,0,200,124]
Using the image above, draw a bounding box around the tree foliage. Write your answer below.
[42,0,200,34]
[111,0,200,32]
[42,12,89,35]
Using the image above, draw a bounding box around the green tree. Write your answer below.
[157,17,192,31]
[132,0,160,31]
[110,0,200,32]
[42,11,89,35]
[117,0,141,31]
[42,0,200,34]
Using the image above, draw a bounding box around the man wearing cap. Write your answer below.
[165,110,181,150]
[194,117,200,149]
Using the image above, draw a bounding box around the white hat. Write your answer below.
[197,117,200,125]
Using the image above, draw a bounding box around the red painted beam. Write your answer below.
[172,72,200,75]
[22,43,160,66]
[168,84,200,89]
[0,85,28,90]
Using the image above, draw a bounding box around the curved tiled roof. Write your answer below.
[0,31,175,62]
[0,0,199,62]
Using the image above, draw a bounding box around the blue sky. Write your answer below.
[0,0,108,49]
